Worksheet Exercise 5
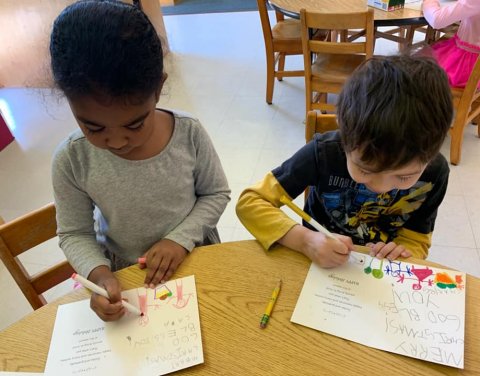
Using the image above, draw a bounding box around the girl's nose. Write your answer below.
[106,136,128,149]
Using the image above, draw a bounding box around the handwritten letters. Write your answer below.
[291,252,466,368]
[44,275,203,375]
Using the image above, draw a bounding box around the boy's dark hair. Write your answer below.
[50,0,163,102]
[337,55,453,170]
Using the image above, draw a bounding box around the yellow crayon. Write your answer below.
[260,280,282,329]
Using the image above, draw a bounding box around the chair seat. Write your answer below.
[300,8,374,114]
[311,53,366,84]
[272,19,301,40]
[272,19,303,53]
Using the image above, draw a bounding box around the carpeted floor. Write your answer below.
[162,0,258,16]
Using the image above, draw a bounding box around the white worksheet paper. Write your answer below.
[44,275,203,375]
[291,252,465,368]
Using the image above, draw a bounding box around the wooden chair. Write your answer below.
[377,22,460,53]
[257,0,304,104]
[300,8,374,115]
[304,111,339,197]
[0,203,75,310]
[450,55,480,165]
[374,25,421,52]
[305,111,338,142]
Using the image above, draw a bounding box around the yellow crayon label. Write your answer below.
[264,296,276,315]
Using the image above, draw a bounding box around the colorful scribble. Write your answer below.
[363,257,385,279]
[385,260,412,278]
[154,285,173,300]
[135,280,194,326]
[372,259,384,279]
[434,272,464,290]
[379,259,464,291]
[388,264,433,290]
[410,265,434,290]
[137,289,149,326]
[364,258,374,274]
[173,279,193,309]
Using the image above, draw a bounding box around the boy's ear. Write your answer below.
[155,73,168,102]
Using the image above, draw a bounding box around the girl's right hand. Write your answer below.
[87,265,125,321]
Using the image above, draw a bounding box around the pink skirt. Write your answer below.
[432,34,480,88]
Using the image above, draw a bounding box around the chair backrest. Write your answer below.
[257,0,275,52]
[300,8,374,72]
[257,0,295,48]
[0,203,74,310]
[456,55,480,120]
[304,112,339,198]
[449,54,480,164]
[305,111,339,142]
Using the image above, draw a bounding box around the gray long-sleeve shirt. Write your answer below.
[52,110,230,277]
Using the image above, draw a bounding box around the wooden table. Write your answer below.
[269,0,455,51]
[1,240,479,375]
[269,0,438,26]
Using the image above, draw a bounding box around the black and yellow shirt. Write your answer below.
[236,131,449,259]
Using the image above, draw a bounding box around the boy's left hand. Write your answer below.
[367,241,412,260]
[140,239,188,288]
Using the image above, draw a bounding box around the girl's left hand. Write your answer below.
[367,241,412,260]
[141,239,188,288]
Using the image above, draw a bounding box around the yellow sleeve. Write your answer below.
[393,228,431,259]
[236,172,299,250]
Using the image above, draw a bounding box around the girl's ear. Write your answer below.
[155,73,168,102]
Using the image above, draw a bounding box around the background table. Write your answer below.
[268,0,441,26]
[1,240,479,375]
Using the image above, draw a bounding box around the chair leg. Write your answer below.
[305,85,313,116]
[314,92,328,114]
[473,113,480,127]
[402,25,416,52]
[472,105,480,128]
[265,52,275,105]
[277,53,285,82]
[450,116,469,165]
[425,26,434,44]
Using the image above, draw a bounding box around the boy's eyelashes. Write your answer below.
[358,168,414,182]
[83,122,145,134]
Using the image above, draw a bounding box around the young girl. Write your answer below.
[50,0,230,321]
[422,0,480,87]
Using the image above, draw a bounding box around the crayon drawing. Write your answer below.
[435,272,464,290]
[292,251,466,368]
[44,275,203,376]
[135,278,194,326]
[364,256,464,291]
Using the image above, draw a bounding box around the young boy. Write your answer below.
[236,55,453,268]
